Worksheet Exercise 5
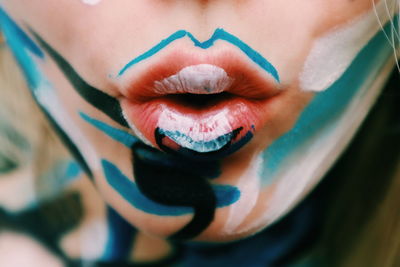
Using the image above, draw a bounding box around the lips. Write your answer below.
[119,51,281,160]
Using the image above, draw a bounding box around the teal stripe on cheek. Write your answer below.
[79,111,138,147]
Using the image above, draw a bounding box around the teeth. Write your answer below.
[154,64,233,95]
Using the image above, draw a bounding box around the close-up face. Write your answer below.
[0,0,396,242]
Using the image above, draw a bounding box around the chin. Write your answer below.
[96,138,285,243]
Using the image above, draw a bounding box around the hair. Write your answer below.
[0,43,68,198]
[0,1,399,265]
[314,1,400,266]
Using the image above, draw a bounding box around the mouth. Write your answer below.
[120,51,281,160]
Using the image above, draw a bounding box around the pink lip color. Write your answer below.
[119,50,282,157]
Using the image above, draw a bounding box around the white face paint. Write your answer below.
[80,0,102,6]
[154,64,233,95]
[222,154,262,234]
[34,80,100,171]
[242,48,396,235]
[300,0,393,92]
[157,106,233,152]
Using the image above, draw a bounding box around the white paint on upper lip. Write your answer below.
[300,0,394,92]
[80,0,102,5]
[154,64,234,95]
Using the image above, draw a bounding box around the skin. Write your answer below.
[0,0,387,257]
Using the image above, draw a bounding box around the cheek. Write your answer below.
[299,0,394,92]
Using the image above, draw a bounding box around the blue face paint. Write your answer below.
[117,28,280,83]
[80,111,222,178]
[64,161,82,180]
[0,8,43,88]
[0,8,94,178]
[79,112,139,147]
[261,18,396,185]
[81,111,235,239]
[102,159,240,216]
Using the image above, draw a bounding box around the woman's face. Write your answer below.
[0,0,390,241]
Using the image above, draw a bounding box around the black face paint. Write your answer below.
[29,30,129,128]
[28,28,220,239]
[132,142,218,240]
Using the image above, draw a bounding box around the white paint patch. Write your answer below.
[80,0,102,5]
[34,80,100,171]
[157,106,232,144]
[299,0,393,92]
[154,64,233,95]
[242,55,396,235]
[222,155,262,234]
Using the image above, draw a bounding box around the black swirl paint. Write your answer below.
[132,142,219,240]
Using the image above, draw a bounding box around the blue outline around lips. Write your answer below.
[117,28,280,83]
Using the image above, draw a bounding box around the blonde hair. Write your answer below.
[0,45,67,197]
[313,2,400,266]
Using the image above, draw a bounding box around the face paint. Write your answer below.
[26,25,279,162]
[80,111,222,177]
[80,0,102,5]
[102,159,239,217]
[117,28,280,160]
[79,112,139,148]
[151,64,255,156]
[222,154,262,234]
[245,17,396,233]
[30,30,129,128]
[300,0,394,92]
[80,110,240,238]
[154,64,233,95]
[3,0,395,243]
[0,8,97,177]
[120,45,279,159]
[5,18,278,238]
[156,107,246,153]
[117,28,280,83]
[16,21,250,238]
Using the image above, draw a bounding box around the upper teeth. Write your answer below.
[154,64,233,95]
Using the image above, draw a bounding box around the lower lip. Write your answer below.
[121,95,270,160]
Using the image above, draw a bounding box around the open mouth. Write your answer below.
[120,53,281,160]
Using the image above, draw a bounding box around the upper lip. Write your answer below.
[116,49,282,104]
